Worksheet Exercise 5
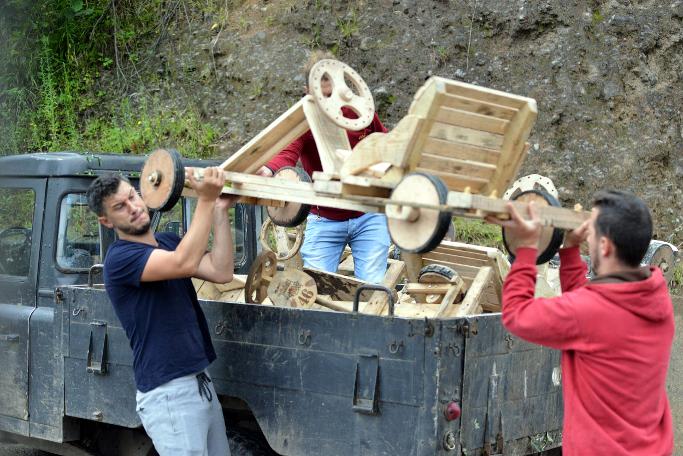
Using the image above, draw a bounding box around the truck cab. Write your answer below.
[0,153,260,454]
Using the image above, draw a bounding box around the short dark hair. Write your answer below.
[592,190,652,267]
[87,174,129,216]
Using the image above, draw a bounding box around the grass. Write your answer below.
[453,217,504,250]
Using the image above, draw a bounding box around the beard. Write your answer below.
[118,213,151,236]
[590,245,601,276]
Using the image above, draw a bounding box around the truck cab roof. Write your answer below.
[0,152,219,178]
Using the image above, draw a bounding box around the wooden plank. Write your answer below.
[422,251,489,267]
[435,280,466,318]
[435,105,509,135]
[340,115,424,176]
[303,97,351,175]
[429,122,504,150]
[419,154,497,180]
[394,303,444,319]
[423,137,501,165]
[452,266,493,317]
[437,77,531,110]
[362,259,406,315]
[404,80,447,172]
[341,174,397,189]
[304,268,374,302]
[485,101,537,195]
[404,283,453,294]
[220,98,309,173]
[415,168,488,193]
[402,252,423,283]
[440,93,519,121]
[432,245,492,260]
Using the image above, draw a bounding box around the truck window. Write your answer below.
[157,200,185,237]
[186,199,246,267]
[0,188,35,277]
[56,193,100,271]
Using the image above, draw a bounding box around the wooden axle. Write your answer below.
[183,166,589,229]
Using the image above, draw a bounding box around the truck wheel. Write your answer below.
[227,427,277,456]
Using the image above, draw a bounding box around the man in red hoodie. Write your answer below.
[256,51,391,283]
[487,190,674,455]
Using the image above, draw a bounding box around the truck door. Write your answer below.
[0,178,45,424]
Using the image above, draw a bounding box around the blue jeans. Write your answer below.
[136,370,230,456]
[300,212,391,284]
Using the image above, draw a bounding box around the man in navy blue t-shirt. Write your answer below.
[87,167,235,455]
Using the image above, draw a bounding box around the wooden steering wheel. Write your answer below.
[308,59,375,131]
[259,217,304,261]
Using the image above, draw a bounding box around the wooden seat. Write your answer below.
[341,77,537,197]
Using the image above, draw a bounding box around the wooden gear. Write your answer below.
[259,217,304,262]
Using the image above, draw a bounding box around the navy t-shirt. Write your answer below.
[104,232,216,392]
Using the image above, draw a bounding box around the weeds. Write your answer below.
[453,217,504,250]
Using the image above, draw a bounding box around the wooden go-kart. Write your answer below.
[140,58,589,264]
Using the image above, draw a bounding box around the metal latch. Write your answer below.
[352,352,380,415]
[87,321,108,375]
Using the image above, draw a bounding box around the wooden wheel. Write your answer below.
[266,167,311,227]
[418,264,457,283]
[267,268,317,308]
[259,217,304,261]
[418,264,459,304]
[503,174,558,201]
[642,240,678,284]
[502,189,564,265]
[140,148,185,212]
[245,251,278,303]
[308,59,374,131]
[386,172,453,254]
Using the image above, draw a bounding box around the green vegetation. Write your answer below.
[453,217,504,250]
[671,260,683,295]
[0,0,228,157]
[592,9,604,26]
[337,12,359,40]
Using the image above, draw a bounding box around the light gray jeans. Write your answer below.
[136,370,230,456]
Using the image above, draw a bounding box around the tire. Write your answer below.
[227,427,278,456]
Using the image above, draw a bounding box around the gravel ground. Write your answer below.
[0,444,51,456]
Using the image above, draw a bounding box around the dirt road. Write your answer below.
[0,445,50,456]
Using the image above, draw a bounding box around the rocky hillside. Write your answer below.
[4,0,683,245]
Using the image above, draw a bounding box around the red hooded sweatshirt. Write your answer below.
[265,111,387,221]
[503,246,674,456]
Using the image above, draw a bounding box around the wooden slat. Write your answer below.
[432,245,491,260]
[435,106,509,135]
[415,168,487,193]
[437,77,531,110]
[422,137,501,165]
[419,154,497,180]
[220,98,308,173]
[423,251,489,267]
[429,122,504,150]
[440,93,518,121]
[303,97,350,175]
[485,101,537,195]
[453,266,493,317]
[362,259,406,315]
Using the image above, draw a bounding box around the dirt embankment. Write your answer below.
[97,0,683,245]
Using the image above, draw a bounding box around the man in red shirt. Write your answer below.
[257,51,390,283]
[488,190,674,455]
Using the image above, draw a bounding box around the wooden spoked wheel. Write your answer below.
[266,167,311,227]
[502,189,564,265]
[503,173,558,201]
[267,268,317,308]
[245,251,278,304]
[308,59,374,131]
[387,172,453,254]
[642,241,678,284]
[259,217,304,261]
[140,148,185,212]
